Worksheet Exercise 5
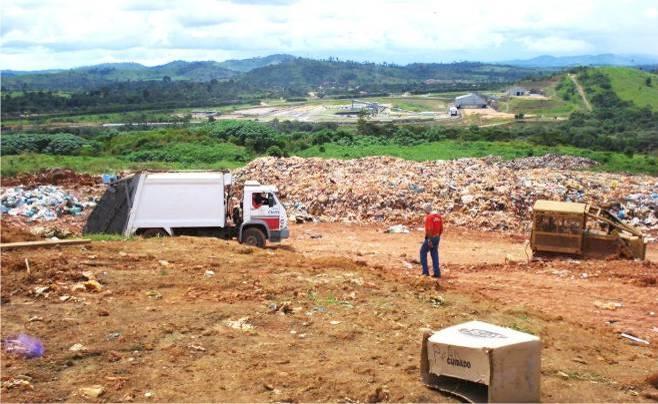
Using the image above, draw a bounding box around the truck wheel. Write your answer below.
[242,227,266,248]
[141,228,169,238]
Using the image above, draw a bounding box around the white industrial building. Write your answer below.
[454,93,487,109]
[506,86,529,96]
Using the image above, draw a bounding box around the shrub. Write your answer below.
[0,133,90,156]
[266,145,284,157]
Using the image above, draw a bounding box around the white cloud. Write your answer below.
[1,0,657,70]
[517,36,592,54]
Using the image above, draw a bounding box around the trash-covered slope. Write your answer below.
[235,155,657,235]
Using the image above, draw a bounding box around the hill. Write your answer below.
[241,58,546,93]
[2,57,549,96]
[1,61,238,91]
[217,54,296,72]
[503,53,658,68]
[597,66,658,110]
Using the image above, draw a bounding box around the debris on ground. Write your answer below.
[79,385,105,399]
[1,378,34,391]
[2,334,44,358]
[385,224,410,234]
[620,333,650,345]
[1,185,96,221]
[69,343,87,352]
[224,317,254,331]
[594,301,624,310]
[234,156,658,235]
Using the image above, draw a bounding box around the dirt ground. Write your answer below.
[2,223,658,402]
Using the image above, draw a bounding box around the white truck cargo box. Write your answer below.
[422,321,541,403]
[127,172,226,233]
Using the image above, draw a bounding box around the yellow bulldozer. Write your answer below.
[530,200,646,260]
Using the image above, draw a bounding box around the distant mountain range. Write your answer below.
[501,53,658,68]
[0,55,299,91]
[2,53,657,93]
[1,55,545,92]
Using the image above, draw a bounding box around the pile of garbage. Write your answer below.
[1,186,96,222]
[499,154,598,170]
[234,156,658,235]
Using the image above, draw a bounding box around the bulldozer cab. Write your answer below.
[531,200,646,260]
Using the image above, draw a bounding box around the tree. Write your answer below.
[646,77,653,87]
[266,145,284,157]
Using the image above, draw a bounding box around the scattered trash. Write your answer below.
[620,333,650,345]
[2,378,34,391]
[188,344,206,352]
[69,343,87,352]
[594,300,623,310]
[429,296,446,307]
[1,185,94,222]
[556,370,570,379]
[27,315,43,322]
[146,290,162,299]
[79,385,105,399]
[269,302,293,315]
[224,317,254,331]
[367,385,390,403]
[3,333,44,358]
[144,391,155,399]
[33,286,50,297]
[80,280,103,292]
[106,332,121,340]
[158,260,170,267]
[329,320,341,325]
[385,224,410,234]
[204,270,215,278]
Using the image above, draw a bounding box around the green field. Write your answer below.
[1,154,243,177]
[4,139,653,177]
[299,140,657,175]
[497,76,586,117]
[599,67,658,110]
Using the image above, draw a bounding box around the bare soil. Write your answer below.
[1,223,657,402]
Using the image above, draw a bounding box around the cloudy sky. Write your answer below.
[2,0,658,70]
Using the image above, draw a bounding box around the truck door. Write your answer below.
[247,191,281,232]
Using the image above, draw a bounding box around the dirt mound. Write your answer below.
[1,168,100,187]
[0,224,40,243]
[234,156,657,235]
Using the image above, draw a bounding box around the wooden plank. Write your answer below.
[0,239,91,250]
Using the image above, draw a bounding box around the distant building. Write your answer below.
[335,99,386,116]
[454,93,487,109]
[506,86,529,96]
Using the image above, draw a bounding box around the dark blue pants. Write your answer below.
[420,236,440,277]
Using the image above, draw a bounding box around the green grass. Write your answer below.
[1,154,243,177]
[497,76,585,117]
[299,140,658,175]
[599,67,658,110]
[505,97,582,116]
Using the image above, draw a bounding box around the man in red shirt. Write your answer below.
[420,203,443,278]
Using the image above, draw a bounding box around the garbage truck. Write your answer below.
[83,172,289,247]
[530,200,646,259]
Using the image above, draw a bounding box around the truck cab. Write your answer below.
[239,181,289,247]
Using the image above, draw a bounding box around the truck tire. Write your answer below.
[242,227,266,248]
[141,228,169,238]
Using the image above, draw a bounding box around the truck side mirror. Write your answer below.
[268,194,275,208]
